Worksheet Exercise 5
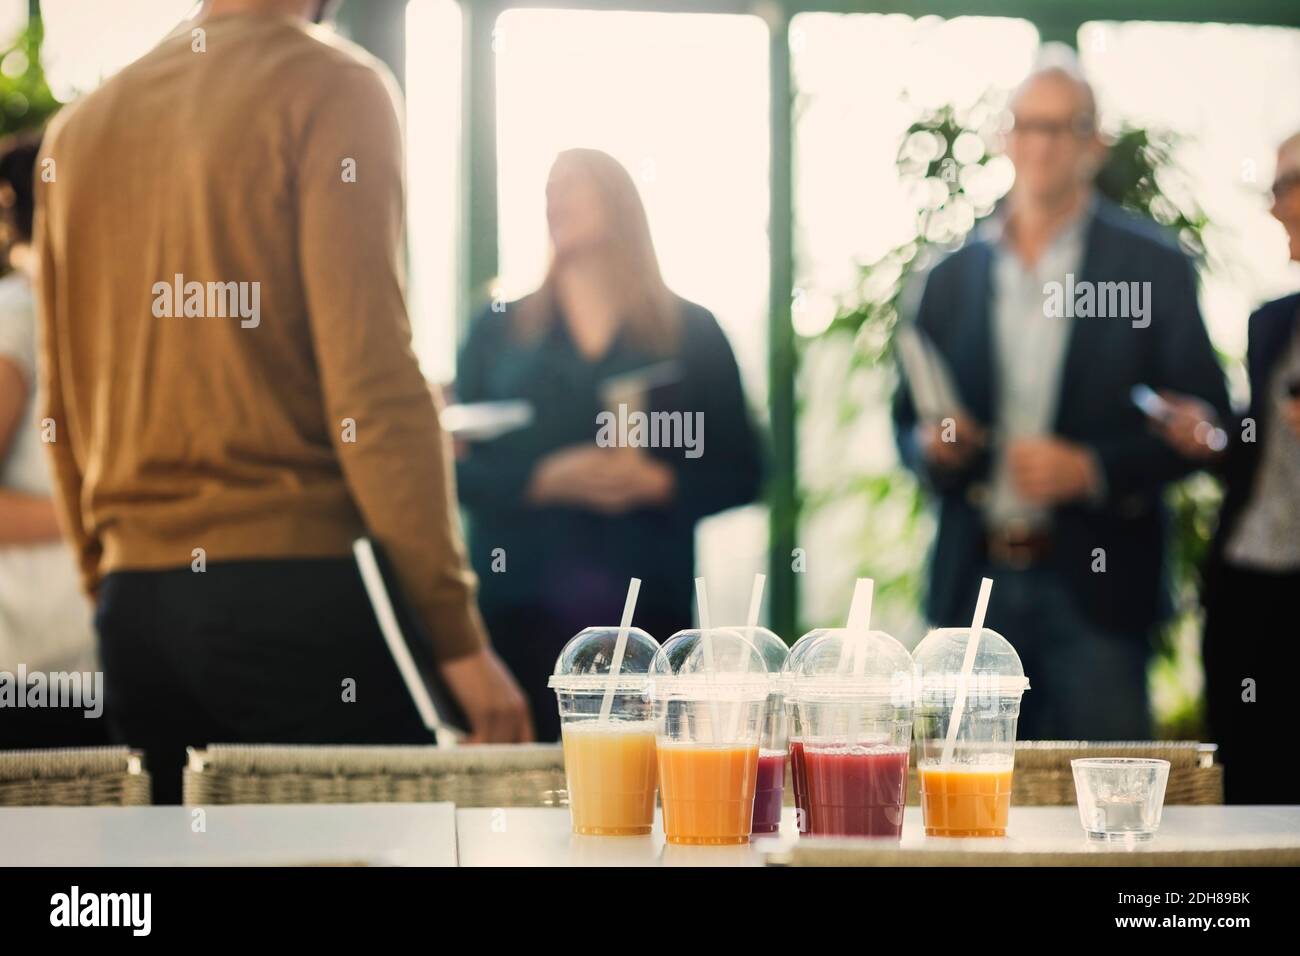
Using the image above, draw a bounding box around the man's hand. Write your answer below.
[527,445,675,514]
[916,414,986,470]
[1008,436,1100,505]
[1152,390,1225,460]
[439,647,535,744]
[1283,396,1300,442]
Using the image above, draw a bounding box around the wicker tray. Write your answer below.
[0,746,151,806]
[184,739,1222,808]
[184,743,568,807]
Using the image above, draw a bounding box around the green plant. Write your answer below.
[0,17,59,274]
[803,93,1220,736]
[0,17,59,139]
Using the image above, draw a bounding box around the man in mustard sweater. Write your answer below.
[35,0,531,800]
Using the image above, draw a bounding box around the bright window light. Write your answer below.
[405,0,461,383]
[1080,19,1300,361]
[38,0,194,99]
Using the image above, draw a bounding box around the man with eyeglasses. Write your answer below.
[1149,132,1300,803]
[893,50,1230,741]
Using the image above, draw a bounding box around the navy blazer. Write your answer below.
[893,198,1231,635]
[1208,291,1300,571]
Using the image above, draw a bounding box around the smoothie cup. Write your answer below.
[649,628,770,845]
[549,626,661,836]
[912,627,1029,837]
[788,629,915,839]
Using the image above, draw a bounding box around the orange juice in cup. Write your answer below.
[913,624,1029,838]
[550,625,662,836]
[561,721,658,835]
[657,742,760,845]
[918,764,1014,836]
[649,627,771,846]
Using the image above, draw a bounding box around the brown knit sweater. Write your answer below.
[34,12,485,659]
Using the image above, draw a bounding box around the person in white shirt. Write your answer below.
[0,131,100,748]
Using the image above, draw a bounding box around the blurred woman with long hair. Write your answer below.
[454,148,762,740]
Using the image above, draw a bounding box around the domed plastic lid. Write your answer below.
[787,628,915,703]
[913,627,1029,696]
[648,628,771,700]
[721,626,788,686]
[547,626,660,692]
[780,628,829,693]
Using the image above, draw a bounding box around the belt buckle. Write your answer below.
[996,520,1036,570]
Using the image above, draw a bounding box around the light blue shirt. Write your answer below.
[983,197,1094,531]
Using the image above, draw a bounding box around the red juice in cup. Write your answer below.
[804,745,909,838]
[786,628,915,840]
[751,750,786,834]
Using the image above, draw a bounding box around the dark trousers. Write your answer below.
[980,565,1152,741]
[0,694,111,750]
[96,558,430,804]
[1203,562,1300,805]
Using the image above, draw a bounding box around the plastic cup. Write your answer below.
[787,629,915,839]
[548,626,661,836]
[1072,758,1170,842]
[726,627,789,835]
[649,628,771,846]
[913,627,1029,837]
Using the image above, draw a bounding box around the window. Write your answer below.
[405,0,462,382]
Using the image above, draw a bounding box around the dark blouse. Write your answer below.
[454,295,764,632]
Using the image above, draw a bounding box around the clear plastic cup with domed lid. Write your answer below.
[781,577,884,835]
[548,584,661,836]
[787,626,915,838]
[649,615,771,845]
[913,579,1030,837]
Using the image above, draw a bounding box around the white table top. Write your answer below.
[457,805,1300,867]
[0,803,458,867]
[5,803,1295,866]
[455,806,792,867]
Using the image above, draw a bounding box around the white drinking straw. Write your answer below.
[939,576,994,767]
[845,577,874,636]
[695,577,721,743]
[725,573,768,744]
[696,576,716,670]
[746,573,766,632]
[598,577,642,723]
[844,577,874,678]
[840,578,874,745]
